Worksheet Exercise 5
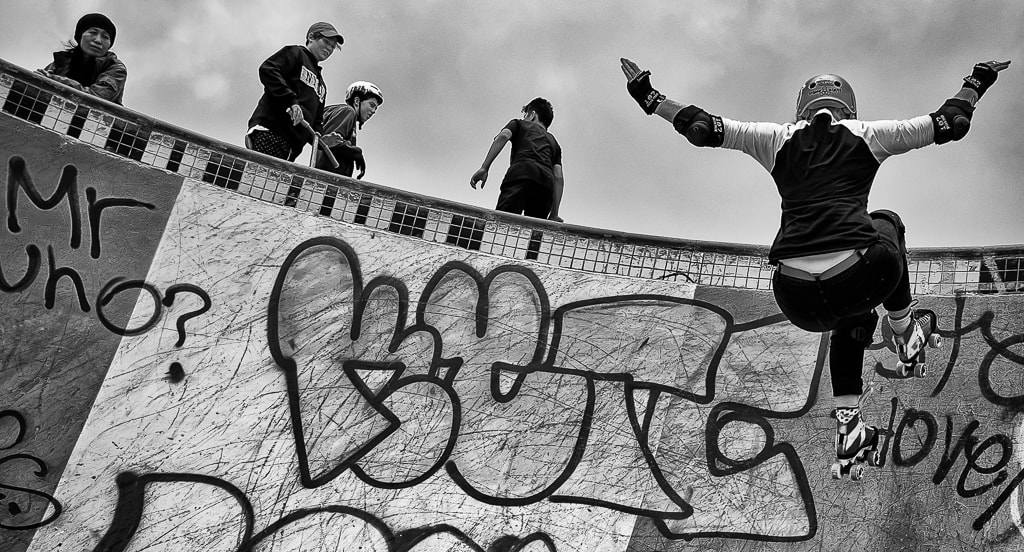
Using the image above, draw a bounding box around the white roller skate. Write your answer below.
[891,308,942,378]
[830,407,880,481]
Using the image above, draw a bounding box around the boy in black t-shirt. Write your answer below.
[471,98,564,222]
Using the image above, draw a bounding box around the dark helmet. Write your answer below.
[795,74,856,120]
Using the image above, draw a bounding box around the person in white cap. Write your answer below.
[245,22,343,162]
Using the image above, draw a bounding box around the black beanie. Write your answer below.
[75,13,116,46]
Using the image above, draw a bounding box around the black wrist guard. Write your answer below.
[962,63,999,99]
[626,70,666,115]
[931,98,974,144]
[672,105,724,147]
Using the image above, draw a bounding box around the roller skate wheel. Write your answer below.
[896,361,909,377]
[830,463,842,480]
[850,465,864,481]
[868,450,880,467]
[914,363,927,378]
[929,334,942,348]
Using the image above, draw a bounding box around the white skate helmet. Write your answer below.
[795,74,856,121]
[346,81,383,106]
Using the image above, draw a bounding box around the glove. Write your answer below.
[354,153,366,179]
[626,70,666,115]
[327,143,365,177]
[962,63,1000,99]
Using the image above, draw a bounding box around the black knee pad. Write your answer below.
[836,310,879,347]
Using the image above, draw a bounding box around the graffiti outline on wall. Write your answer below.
[9,220,1022,549]
[90,470,557,552]
[259,236,1024,545]
[2,155,212,349]
[0,409,62,531]
[866,294,1024,535]
[265,236,819,542]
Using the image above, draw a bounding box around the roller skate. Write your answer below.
[830,407,880,481]
[891,308,942,378]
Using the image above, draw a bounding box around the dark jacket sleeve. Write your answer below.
[88,53,127,104]
[258,46,300,108]
[321,105,356,138]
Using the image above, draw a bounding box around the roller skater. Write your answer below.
[621,57,1010,481]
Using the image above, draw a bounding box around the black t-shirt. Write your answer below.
[502,119,561,185]
[716,109,934,263]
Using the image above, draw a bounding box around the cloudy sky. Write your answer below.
[2,1,1022,247]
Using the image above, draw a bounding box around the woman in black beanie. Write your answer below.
[36,13,127,104]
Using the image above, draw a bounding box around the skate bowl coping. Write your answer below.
[0,58,1020,296]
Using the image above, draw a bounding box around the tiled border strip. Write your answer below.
[1,59,1021,295]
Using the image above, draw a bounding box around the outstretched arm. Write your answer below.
[470,129,512,189]
[620,58,724,147]
[930,60,1011,144]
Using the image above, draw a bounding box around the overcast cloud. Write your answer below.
[2,0,1022,247]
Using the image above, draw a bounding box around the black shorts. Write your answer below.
[495,164,554,218]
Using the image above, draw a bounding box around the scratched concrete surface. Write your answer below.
[2,65,1023,552]
[0,119,183,552]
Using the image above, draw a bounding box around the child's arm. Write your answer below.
[470,129,513,189]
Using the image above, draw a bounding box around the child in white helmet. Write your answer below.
[316,81,383,179]
[621,57,1010,481]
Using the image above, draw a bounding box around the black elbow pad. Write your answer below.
[930,98,974,144]
[673,105,724,147]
